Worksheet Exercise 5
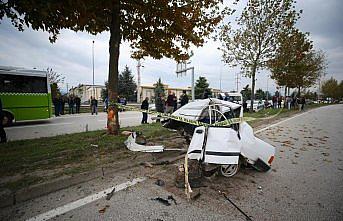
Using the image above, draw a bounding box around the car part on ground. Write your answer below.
[124,132,164,152]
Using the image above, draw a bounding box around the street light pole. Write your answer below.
[137,60,142,103]
[92,40,95,98]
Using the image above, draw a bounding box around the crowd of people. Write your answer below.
[52,95,100,116]
[141,90,189,124]
[52,95,81,116]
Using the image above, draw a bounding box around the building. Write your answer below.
[69,84,105,104]
[139,83,221,103]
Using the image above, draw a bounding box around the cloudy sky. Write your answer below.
[0,0,342,94]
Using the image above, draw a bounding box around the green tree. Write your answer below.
[118,66,136,101]
[321,77,340,99]
[154,78,165,102]
[47,68,64,100]
[240,85,251,101]
[101,81,109,102]
[219,0,299,111]
[102,66,137,101]
[255,88,265,100]
[269,30,312,93]
[50,83,60,101]
[1,0,226,135]
[339,81,343,99]
[269,29,325,95]
[303,90,317,100]
[195,76,211,99]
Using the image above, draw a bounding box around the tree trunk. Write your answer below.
[297,86,301,97]
[250,67,256,113]
[107,1,121,135]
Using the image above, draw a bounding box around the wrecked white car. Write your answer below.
[163,98,275,177]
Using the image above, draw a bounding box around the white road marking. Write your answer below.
[26,177,146,221]
[255,108,316,134]
[5,123,73,130]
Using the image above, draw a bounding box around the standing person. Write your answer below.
[0,98,7,143]
[278,96,282,109]
[180,90,189,107]
[141,97,149,124]
[286,96,292,110]
[104,96,109,112]
[272,96,277,109]
[53,95,60,117]
[291,96,296,109]
[165,91,175,114]
[155,93,165,122]
[203,89,209,99]
[301,96,306,111]
[74,96,81,114]
[68,95,75,114]
[172,92,178,111]
[297,96,302,111]
[60,95,66,115]
[91,96,98,115]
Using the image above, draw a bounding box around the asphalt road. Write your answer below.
[5,111,149,141]
[1,104,342,221]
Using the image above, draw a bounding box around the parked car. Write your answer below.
[246,100,264,112]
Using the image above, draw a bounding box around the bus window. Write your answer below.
[0,74,47,93]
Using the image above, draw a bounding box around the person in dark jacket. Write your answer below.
[74,96,81,114]
[155,93,165,122]
[59,95,66,115]
[165,91,175,114]
[180,90,189,107]
[141,97,149,124]
[0,98,7,143]
[53,95,60,117]
[90,96,98,115]
[202,89,210,99]
[68,95,75,114]
[172,92,178,111]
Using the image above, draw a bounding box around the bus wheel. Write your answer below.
[2,112,13,127]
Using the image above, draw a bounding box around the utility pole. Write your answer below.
[92,40,95,98]
[136,60,142,103]
[219,69,222,92]
[235,72,241,92]
[176,62,195,101]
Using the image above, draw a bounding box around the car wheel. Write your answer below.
[219,163,240,177]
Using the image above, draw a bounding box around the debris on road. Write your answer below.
[151,197,171,206]
[191,191,201,201]
[105,187,116,200]
[155,179,165,187]
[124,132,164,152]
[143,162,154,168]
[219,190,253,221]
[167,195,177,205]
[151,195,177,206]
[98,205,110,213]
